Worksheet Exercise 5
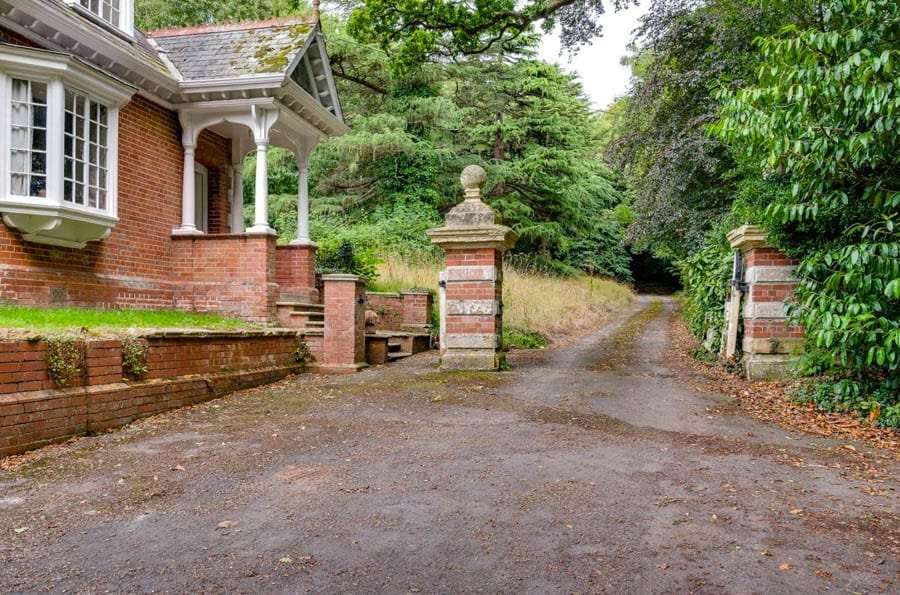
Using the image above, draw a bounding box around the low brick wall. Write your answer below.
[366,291,433,332]
[0,330,308,457]
[172,234,278,324]
[365,293,404,331]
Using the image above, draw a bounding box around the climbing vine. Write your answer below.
[45,336,86,387]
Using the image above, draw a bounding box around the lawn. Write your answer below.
[0,304,251,334]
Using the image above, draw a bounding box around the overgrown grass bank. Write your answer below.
[373,256,635,344]
[0,305,250,335]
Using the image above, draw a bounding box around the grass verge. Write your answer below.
[373,255,635,344]
[0,304,251,335]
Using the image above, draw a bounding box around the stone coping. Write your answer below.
[367,330,431,338]
[170,233,279,242]
[138,328,304,340]
[727,224,768,251]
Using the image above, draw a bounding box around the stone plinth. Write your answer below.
[428,165,517,370]
[321,274,368,373]
[728,225,803,380]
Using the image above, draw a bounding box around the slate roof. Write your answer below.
[147,18,317,81]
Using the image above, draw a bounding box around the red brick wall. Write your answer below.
[744,248,798,268]
[322,276,366,368]
[172,234,278,323]
[196,131,231,234]
[401,292,433,329]
[366,293,403,331]
[744,320,805,340]
[0,26,37,47]
[0,333,304,456]
[144,333,297,379]
[444,248,502,339]
[275,244,318,302]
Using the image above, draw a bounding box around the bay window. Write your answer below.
[0,46,134,248]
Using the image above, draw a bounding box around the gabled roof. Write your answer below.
[147,17,316,80]
[147,17,342,120]
[0,1,346,133]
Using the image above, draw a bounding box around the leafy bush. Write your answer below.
[677,240,732,354]
[503,325,549,350]
[717,0,899,425]
[316,239,379,281]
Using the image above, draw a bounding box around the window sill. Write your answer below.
[1,200,117,249]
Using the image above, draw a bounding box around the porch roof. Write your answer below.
[147,18,317,80]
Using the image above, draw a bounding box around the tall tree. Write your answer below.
[347,0,638,74]
[608,0,813,261]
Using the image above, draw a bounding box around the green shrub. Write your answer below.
[502,325,549,350]
[46,336,86,387]
[121,336,149,379]
[677,240,732,354]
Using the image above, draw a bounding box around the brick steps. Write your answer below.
[276,301,325,330]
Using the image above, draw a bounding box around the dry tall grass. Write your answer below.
[374,256,635,342]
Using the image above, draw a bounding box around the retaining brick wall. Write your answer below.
[0,331,306,457]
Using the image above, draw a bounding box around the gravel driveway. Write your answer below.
[1,297,897,593]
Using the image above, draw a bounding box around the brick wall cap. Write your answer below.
[370,331,431,338]
[728,224,769,251]
[140,328,300,340]
[427,226,518,251]
[322,273,366,283]
[400,290,432,296]
[278,242,318,250]
[170,233,278,242]
[366,291,402,297]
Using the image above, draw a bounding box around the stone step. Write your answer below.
[387,352,413,361]
[276,302,325,330]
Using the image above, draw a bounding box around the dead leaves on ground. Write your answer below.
[667,312,898,455]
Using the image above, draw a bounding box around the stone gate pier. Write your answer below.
[428,166,517,370]
[727,224,804,380]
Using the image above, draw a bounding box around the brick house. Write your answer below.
[0,0,347,323]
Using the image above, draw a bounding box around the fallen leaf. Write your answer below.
[789,508,804,515]
[172,465,185,471]
[842,444,856,452]
[779,563,792,570]
[217,520,238,529]
[13,527,27,533]
[431,395,443,403]
[657,563,669,570]
[711,514,718,521]
[279,557,293,564]
[761,550,772,557]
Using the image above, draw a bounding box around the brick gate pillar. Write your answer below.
[428,166,517,370]
[727,225,804,380]
[321,273,367,373]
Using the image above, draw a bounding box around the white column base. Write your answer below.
[246,225,277,235]
[288,238,318,247]
[172,225,203,236]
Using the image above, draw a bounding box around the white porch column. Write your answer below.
[247,106,279,235]
[173,144,201,235]
[230,164,245,233]
[290,159,315,245]
[247,141,274,234]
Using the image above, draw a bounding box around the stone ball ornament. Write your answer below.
[460,165,487,196]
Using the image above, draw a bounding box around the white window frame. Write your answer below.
[65,0,135,38]
[0,45,134,248]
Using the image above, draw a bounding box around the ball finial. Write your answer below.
[460,165,487,199]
